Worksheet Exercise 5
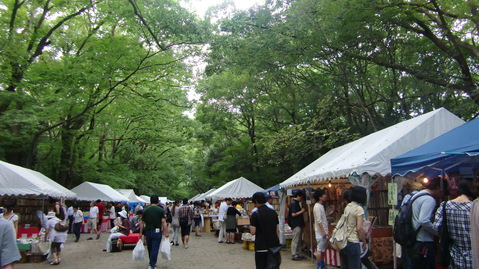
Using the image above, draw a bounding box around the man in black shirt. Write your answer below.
[250,192,280,269]
[288,189,306,260]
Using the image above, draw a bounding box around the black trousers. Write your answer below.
[255,251,268,269]
[73,222,82,241]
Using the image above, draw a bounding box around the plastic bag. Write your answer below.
[160,237,171,261]
[132,239,145,261]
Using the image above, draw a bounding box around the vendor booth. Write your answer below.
[0,160,76,226]
[390,116,479,269]
[0,160,77,263]
[206,177,264,233]
[279,108,464,266]
[71,182,128,232]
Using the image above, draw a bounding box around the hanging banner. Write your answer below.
[389,209,398,226]
[388,183,397,205]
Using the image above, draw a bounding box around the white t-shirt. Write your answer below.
[73,210,83,223]
[218,202,228,222]
[313,203,328,237]
[251,202,274,213]
[89,206,99,219]
[0,213,19,223]
[109,206,116,219]
[46,217,67,243]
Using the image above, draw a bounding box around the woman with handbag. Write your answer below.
[170,200,181,246]
[338,186,367,269]
[433,178,476,269]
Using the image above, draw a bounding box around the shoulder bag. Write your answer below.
[437,201,451,267]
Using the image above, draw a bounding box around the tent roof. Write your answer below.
[139,195,150,203]
[280,108,464,188]
[263,184,280,196]
[194,188,216,201]
[0,160,76,199]
[207,177,264,200]
[116,189,142,203]
[391,117,479,177]
[71,182,128,202]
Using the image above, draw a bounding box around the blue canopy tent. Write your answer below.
[263,184,280,196]
[391,117,479,179]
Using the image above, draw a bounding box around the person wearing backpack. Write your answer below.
[178,198,194,249]
[405,177,448,269]
[336,186,367,269]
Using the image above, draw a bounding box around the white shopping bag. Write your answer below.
[132,239,145,261]
[160,237,171,261]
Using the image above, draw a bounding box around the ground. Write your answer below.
[16,230,314,269]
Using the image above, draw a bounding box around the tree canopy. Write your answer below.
[0,0,478,199]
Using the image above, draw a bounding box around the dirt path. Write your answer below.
[16,230,313,269]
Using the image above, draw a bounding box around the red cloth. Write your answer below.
[17,228,40,239]
[119,233,140,244]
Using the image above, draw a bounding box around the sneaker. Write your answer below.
[87,237,93,240]
[218,241,224,243]
[96,234,101,239]
[175,242,179,246]
[184,245,188,249]
[292,256,302,261]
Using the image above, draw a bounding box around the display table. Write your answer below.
[201,216,212,232]
[16,239,49,263]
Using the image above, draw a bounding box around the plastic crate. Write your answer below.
[243,240,255,251]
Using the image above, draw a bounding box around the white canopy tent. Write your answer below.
[0,160,76,199]
[71,181,128,202]
[280,108,464,188]
[207,177,264,201]
[116,189,143,203]
[277,108,464,251]
[139,195,150,203]
[193,188,216,202]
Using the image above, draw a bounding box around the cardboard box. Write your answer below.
[237,218,250,226]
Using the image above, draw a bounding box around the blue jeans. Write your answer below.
[145,229,162,267]
[340,242,361,269]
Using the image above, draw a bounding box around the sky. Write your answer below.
[184,0,265,17]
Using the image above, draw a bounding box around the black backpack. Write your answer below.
[393,192,431,247]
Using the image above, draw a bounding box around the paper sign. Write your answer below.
[389,209,398,226]
[388,183,398,205]
[286,189,292,196]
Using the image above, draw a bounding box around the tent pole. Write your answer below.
[278,189,286,246]
[308,183,313,263]
[392,176,397,269]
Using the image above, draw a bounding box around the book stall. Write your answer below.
[0,160,77,263]
[278,108,465,267]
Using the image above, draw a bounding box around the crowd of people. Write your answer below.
[2,175,479,269]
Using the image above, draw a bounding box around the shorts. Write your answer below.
[194,217,201,227]
[316,235,328,252]
[87,218,97,229]
[181,224,191,237]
